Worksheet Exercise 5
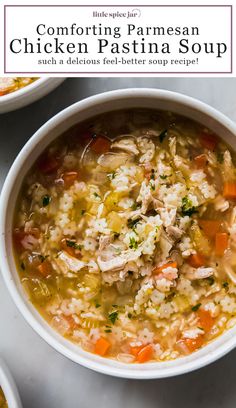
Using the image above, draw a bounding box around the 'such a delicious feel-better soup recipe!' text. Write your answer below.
[12,109,236,364]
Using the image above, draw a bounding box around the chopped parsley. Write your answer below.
[129,237,138,250]
[107,171,116,181]
[223,281,229,289]
[66,240,83,250]
[38,254,48,263]
[207,276,215,286]
[192,303,201,312]
[95,303,101,308]
[127,217,141,229]
[131,202,141,211]
[160,174,168,180]
[150,169,155,180]
[104,329,112,333]
[181,196,198,216]
[159,129,168,143]
[108,311,119,324]
[42,194,51,207]
[217,152,224,164]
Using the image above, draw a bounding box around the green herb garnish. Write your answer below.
[128,313,133,319]
[207,276,215,286]
[223,281,229,289]
[95,303,101,308]
[217,152,224,164]
[42,194,51,207]
[93,192,101,199]
[192,303,201,312]
[160,174,168,180]
[127,217,141,229]
[108,311,119,324]
[66,240,83,250]
[181,196,198,216]
[159,129,168,143]
[38,254,48,263]
[131,203,138,211]
[107,171,116,181]
[129,237,138,250]
[150,169,155,180]
[104,329,112,333]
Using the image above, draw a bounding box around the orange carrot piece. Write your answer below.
[62,171,78,188]
[198,220,221,238]
[153,261,177,275]
[182,336,204,353]
[130,345,143,357]
[188,253,206,268]
[136,344,153,363]
[197,309,214,332]
[199,132,218,151]
[90,136,111,154]
[223,182,236,199]
[215,232,228,256]
[194,154,207,168]
[37,260,52,277]
[94,337,111,356]
[13,228,40,250]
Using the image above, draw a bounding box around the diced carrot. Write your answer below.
[130,345,143,357]
[182,336,204,353]
[38,154,60,174]
[37,260,52,277]
[13,228,40,249]
[197,309,214,332]
[198,220,221,238]
[152,261,177,275]
[62,171,78,188]
[194,154,207,168]
[136,344,153,363]
[199,132,218,151]
[61,239,76,257]
[90,136,111,154]
[94,337,111,356]
[215,232,228,256]
[223,182,236,199]
[188,253,206,268]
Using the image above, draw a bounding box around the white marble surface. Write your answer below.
[1,78,236,408]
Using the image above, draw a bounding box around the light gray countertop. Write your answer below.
[1,78,236,408]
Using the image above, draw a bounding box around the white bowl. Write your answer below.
[1,88,236,379]
[0,77,65,113]
[0,358,22,408]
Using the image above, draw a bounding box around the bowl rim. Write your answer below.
[1,88,236,379]
[0,77,58,102]
[0,358,22,408]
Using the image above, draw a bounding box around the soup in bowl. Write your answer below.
[0,359,22,408]
[1,89,236,378]
[0,77,65,114]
